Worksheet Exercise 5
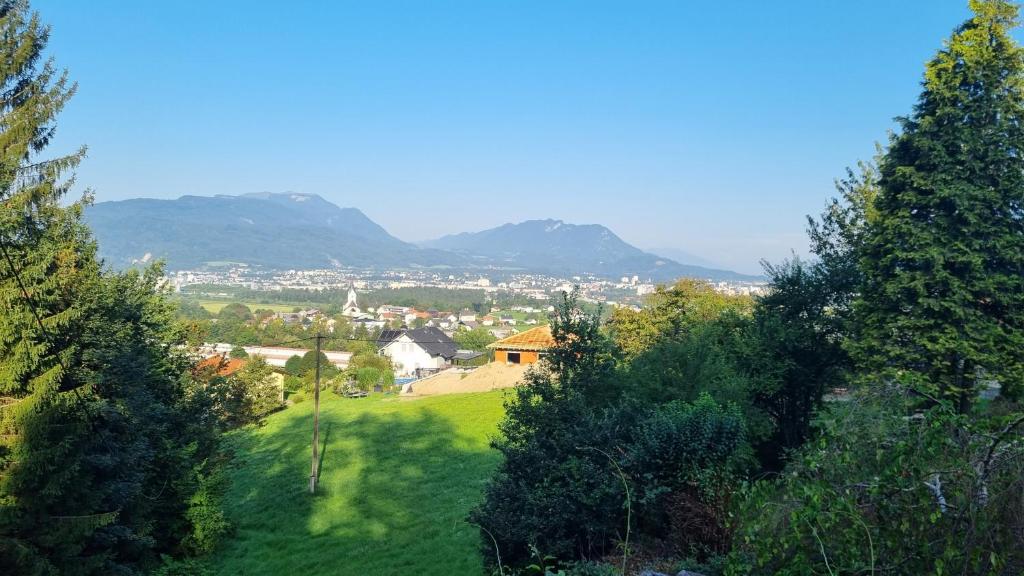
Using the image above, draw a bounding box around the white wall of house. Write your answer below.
[380,334,447,376]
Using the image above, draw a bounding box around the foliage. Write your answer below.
[471,290,747,570]
[296,350,337,379]
[175,298,213,320]
[620,317,771,474]
[236,355,283,418]
[184,465,232,555]
[738,258,851,467]
[217,302,254,323]
[625,395,745,556]
[229,345,249,359]
[805,156,879,328]
[150,555,213,576]
[454,325,498,351]
[623,260,851,470]
[345,352,394,391]
[284,354,303,376]
[607,279,752,361]
[727,389,1024,575]
[853,0,1024,409]
[203,355,283,429]
[0,3,225,572]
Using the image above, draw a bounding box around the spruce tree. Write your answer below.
[1,2,227,573]
[0,0,107,571]
[854,0,1024,410]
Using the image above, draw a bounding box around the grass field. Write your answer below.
[195,299,299,314]
[208,390,508,576]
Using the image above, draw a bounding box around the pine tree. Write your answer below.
[854,0,1024,411]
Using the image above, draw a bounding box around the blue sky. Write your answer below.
[37,1,988,273]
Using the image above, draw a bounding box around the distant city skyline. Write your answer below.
[37,1,992,274]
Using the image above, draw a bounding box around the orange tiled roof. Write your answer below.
[196,355,246,377]
[487,325,555,351]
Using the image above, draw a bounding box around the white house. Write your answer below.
[377,327,459,377]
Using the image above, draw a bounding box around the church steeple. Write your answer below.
[342,284,361,317]
[346,285,358,309]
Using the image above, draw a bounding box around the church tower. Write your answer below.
[343,285,361,317]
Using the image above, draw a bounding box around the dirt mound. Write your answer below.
[403,362,531,396]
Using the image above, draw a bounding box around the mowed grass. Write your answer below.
[207,390,508,576]
[196,299,299,314]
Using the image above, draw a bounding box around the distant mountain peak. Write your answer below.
[424,219,759,281]
[84,192,459,270]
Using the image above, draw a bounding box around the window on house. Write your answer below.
[507,352,521,364]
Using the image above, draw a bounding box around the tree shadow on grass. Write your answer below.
[317,422,331,482]
[208,397,499,576]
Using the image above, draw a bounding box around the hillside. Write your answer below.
[426,219,760,281]
[85,192,461,270]
[208,391,506,576]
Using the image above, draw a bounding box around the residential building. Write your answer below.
[377,327,459,377]
[487,325,555,365]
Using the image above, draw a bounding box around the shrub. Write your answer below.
[727,388,1024,575]
[472,395,746,570]
[625,394,746,557]
[354,367,383,391]
[184,465,231,555]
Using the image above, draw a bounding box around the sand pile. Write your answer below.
[403,362,531,396]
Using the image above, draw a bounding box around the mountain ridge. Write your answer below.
[424,218,760,281]
[85,193,761,281]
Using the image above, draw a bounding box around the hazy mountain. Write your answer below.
[424,219,761,281]
[86,194,758,281]
[85,193,460,270]
[645,246,722,269]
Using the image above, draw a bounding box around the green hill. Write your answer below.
[208,391,507,576]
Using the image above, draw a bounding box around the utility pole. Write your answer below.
[309,333,322,494]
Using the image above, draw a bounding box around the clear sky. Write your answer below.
[36,1,991,274]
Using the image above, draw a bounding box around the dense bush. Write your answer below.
[727,388,1024,575]
[203,355,283,429]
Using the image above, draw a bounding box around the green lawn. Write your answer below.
[196,299,299,314]
[208,391,507,576]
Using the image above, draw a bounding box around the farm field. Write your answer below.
[194,299,300,314]
[208,390,507,575]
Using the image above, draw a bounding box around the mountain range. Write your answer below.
[84,193,760,281]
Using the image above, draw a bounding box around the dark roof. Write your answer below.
[408,327,458,359]
[378,327,459,360]
[377,329,404,348]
